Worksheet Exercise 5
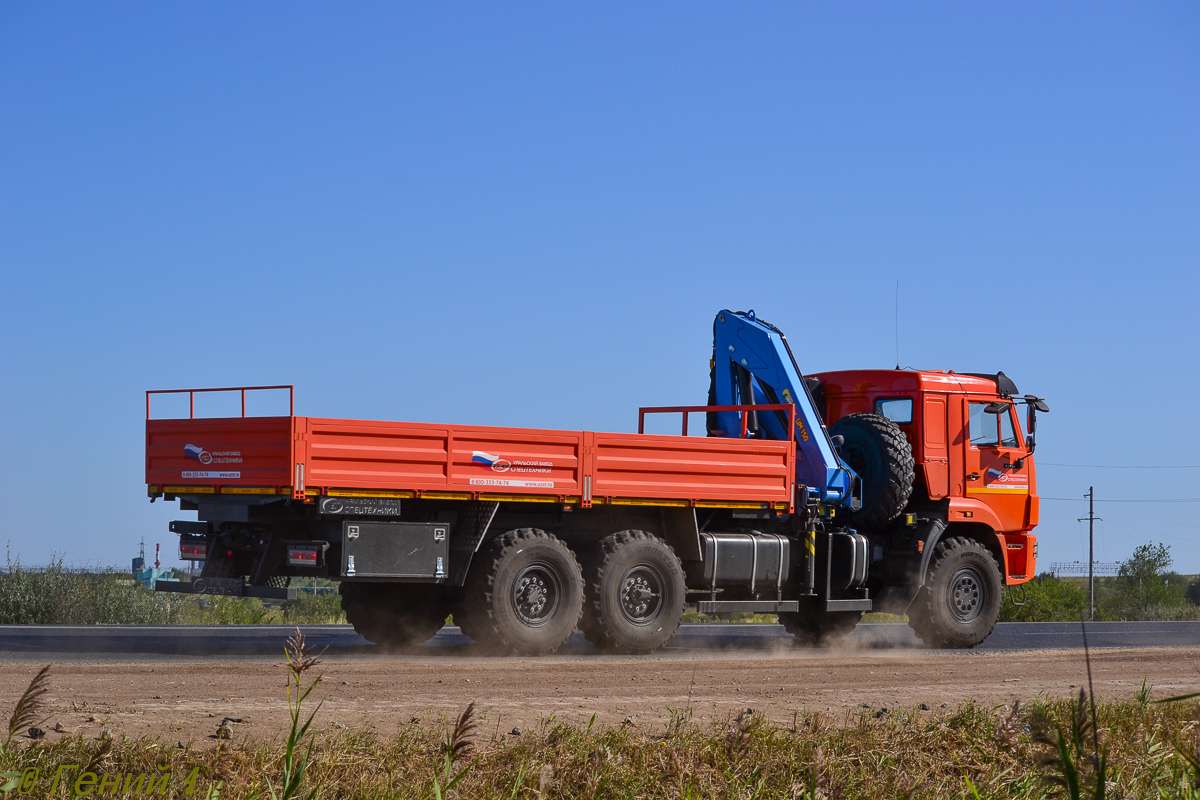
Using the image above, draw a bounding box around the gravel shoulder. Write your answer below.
[3,646,1197,744]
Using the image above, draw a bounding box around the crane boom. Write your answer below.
[709,309,858,508]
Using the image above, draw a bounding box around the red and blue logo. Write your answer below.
[184,443,212,465]
[472,451,511,473]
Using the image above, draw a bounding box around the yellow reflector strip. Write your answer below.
[220,487,276,495]
[163,486,216,495]
[610,498,690,508]
[323,489,415,499]
[478,493,561,503]
[695,500,771,509]
[420,492,474,501]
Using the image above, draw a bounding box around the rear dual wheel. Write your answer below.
[456,528,584,655]
[580,531,687,654]
[340,582,450,650]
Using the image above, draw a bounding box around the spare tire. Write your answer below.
[829,413,914,531]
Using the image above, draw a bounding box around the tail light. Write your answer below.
[287,542,326,568]
[179,535,207,561]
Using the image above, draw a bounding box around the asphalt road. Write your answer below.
[2,621,1198,662]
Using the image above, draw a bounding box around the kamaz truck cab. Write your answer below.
[707,310,1048,647]
[807,368,1046,645]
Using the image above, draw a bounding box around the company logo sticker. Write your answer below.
[979,467,1029,492]
[184,444,212,465]
[472,450,553,477]
[472,451,511,473]
[183,443,243,466]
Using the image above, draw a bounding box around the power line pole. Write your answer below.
[1078,487,1101,620]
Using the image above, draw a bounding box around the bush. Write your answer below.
[281,590,347,623]
[0,546,345,625]
[1186,577,1200,606]
[0,550,181,625]
[1001,573,1088,622]
[1100,542,1197,620]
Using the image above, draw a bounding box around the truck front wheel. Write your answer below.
[580,531,687,654]
[907,536,1002,648]
[460,529,584,655]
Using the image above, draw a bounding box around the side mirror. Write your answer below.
[1021,395,1047,454]
[984,402,1007,414]
[831,435,844,448]
[1024,395,1050,413]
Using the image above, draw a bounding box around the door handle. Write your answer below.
[966,473,980,481]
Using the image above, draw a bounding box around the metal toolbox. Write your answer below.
[698,532,790,593]
[341,521,449,579]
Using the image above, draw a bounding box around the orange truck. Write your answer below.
[146,310,1047,653]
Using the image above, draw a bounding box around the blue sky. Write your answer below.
[1,3,1197,571]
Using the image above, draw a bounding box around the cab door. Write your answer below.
[962,399,1031,532]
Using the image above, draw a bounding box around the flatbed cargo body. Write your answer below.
[148,414,796,511]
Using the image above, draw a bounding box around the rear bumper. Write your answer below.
[155,579,296,600]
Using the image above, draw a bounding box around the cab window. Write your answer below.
[1000,406,1019,448]
[875,398,913,425]
[968,402,999,447]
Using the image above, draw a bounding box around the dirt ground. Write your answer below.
[3,647,1198,745]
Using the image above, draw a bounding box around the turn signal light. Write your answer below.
[179,540,207,560]
[287,545,321,567]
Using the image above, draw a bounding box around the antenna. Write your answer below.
[894,280,900,369]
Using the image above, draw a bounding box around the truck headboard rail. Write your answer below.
[146,385,294,420]
[638,403,796,438]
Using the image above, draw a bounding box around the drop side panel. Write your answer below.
[592,432,793,503]
[146,417,294,488]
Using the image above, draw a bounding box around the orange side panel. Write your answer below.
[592,433,793,503]
[303,417,583,494]
[146,417,294,487]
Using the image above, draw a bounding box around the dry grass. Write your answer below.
[2,692,1200,798]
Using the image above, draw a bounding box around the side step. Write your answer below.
[695,601,799,613]
[824,598,873,611]
[694,598,874,614]
[155,579,296,600]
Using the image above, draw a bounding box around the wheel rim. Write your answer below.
[511,562,562,628]
[618,564,664,626]
[949,566,985,622]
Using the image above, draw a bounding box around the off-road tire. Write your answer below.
[450,587,496,646]
[779,598,863,646]
[830,413,914,531]
[579,531,687,654]
[459,528,584,655]
[908,536,1002,648]
[340,582,449,650]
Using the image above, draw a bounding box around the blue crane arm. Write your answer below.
[709,309,857,507]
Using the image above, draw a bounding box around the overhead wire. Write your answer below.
[1041,497,1200,503]
[1040,463,1200,469]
